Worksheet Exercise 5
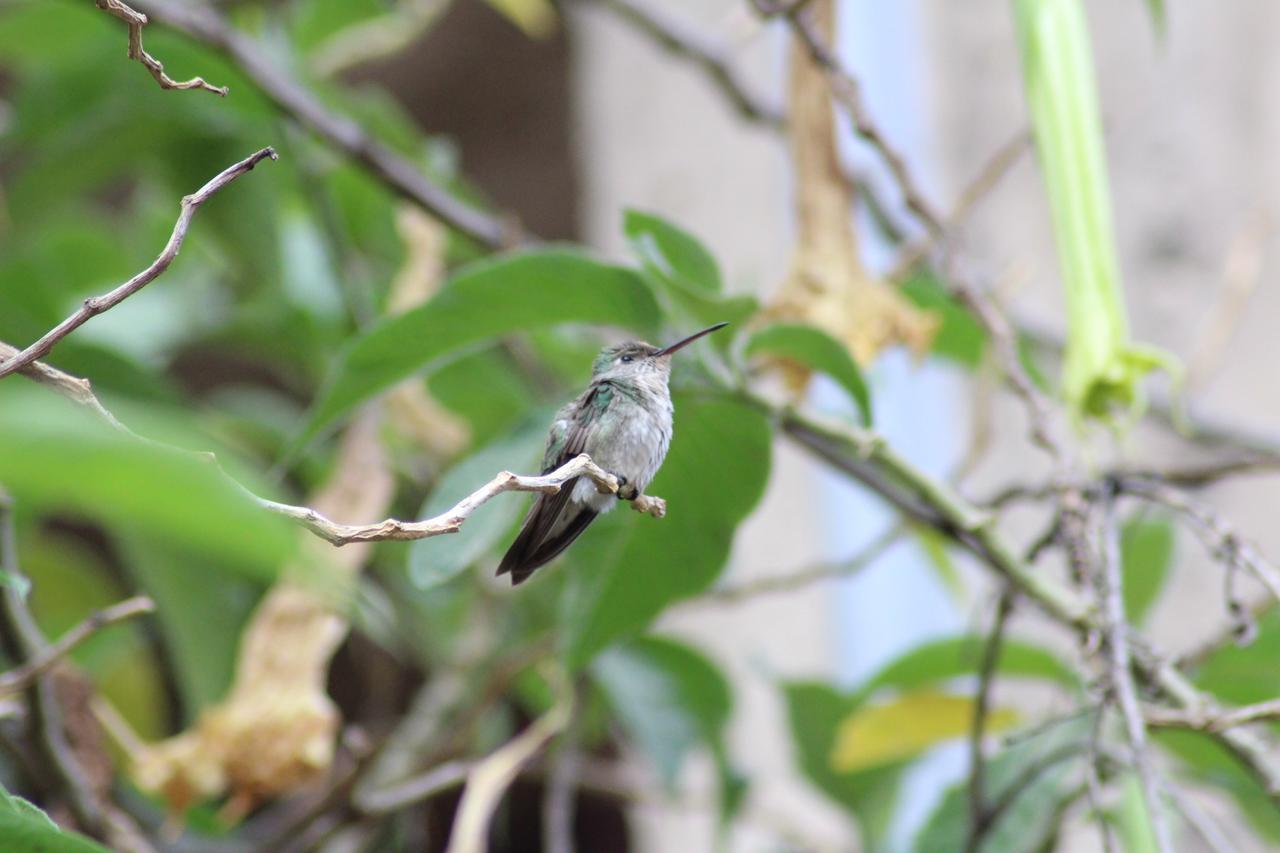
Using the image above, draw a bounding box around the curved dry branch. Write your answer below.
[95,0,228,95]
[260,454,666,546]
[0,147,278,380]
[128,0,519,250]
[0,597,154,697]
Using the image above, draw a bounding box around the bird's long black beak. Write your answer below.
[653,322,729,357]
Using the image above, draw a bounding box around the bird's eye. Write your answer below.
[620,355,633,364]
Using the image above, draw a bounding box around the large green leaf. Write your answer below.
[623,210,722,294]
[408,416,548,589]
[295,249,662,449]
[0,784,108,852]
[592,635,737,802]
[745,323,872,425]
[1158,729,1280,844]
[0,387,295,577]
[559,395,770,667]
[854,634,1078,704]
[782,682,905,847]
[1121,514,1175,625]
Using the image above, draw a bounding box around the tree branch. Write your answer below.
[0,147,278,380]
[259,453,665,546]
[0,597,154,698]
[1096,494,1173,853]
[966,588,1014,853]
[128,0,520,250]
[94,0,227,95]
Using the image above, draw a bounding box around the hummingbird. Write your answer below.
[497,322,729,585]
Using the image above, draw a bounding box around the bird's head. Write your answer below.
[590,322,728,383]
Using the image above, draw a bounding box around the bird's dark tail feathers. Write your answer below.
[497,489,599,585]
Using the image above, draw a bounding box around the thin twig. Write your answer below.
[0,342,135,435]
[750,0,944,235]
[94,0,228,95]
[129,0,519,249]
[1097,494,1173,853]
[357,760,474,815]
[965,588,1014,853]
[1120,476,1280,605]
[889,129,1033,280]
[445,673,574,853]
[585,0,784,127]
[1146,697,1280,734]
[260,453,665,546]
[0,597,154,697]
[0,148,278,380]
[700,522,902,603]
[0,497,154,849]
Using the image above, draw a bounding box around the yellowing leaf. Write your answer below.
[482,0,556,38]
[830,690,1017,774]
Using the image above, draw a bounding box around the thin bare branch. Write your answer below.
[889,129,1033,280]
[700,522,902,603]
[965,588,1014,853]
[1146,697,1280,734]
[0,148,278,380]
[750,0,944,235]
[0,498,152,850]
[358,760,474,815]
[0,597,154,697]
[259,453,664,546]
[129,0,520,249]
[1097,495,1173,853]
[584,0,784,127]
[95,0,228,95]
[1120,476,1280,605]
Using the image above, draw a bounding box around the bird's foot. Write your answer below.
[631,494,666,518]
[613,474,639,501]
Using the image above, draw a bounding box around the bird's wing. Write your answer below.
[497,383,613,584]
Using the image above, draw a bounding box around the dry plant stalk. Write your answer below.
[130,412,394,817]
[384,205,471,458]
[764,0,936,373]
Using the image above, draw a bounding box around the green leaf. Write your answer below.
[914,717,1085,852]
[0,387,295,578]
[832,691,1018,774]
[1158,728,1280,843]
[408,416,548,589]
[560,395,770,667]
[782,682,905,846]
[900,272,986,368]
[0,784,109,852]
[624,210,722,294]
[117,535,257,713]
[854,634,1078,703]
[914,527,965,603]
[1121,514,1175,625]
[1194,610,1280,705]
[295,249,662,449]
[745,323,872,425]
[592,636,731,787]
